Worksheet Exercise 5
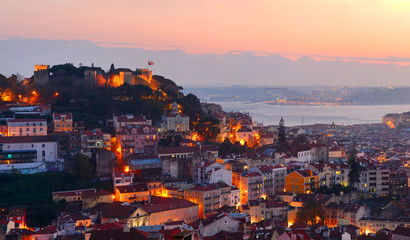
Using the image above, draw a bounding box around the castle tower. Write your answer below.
[34,65,50,85]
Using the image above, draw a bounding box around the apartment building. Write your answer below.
[7,119,47,136]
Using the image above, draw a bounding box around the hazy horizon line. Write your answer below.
[3,36,410,67]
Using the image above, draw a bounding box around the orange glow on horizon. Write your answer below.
[3,0,410,63]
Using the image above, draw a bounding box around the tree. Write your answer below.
[277,117,286,144]
[294,134,307,145]
[295,199,326,226]
[69,153,94,182]
[195,116,220,140]
[348,148,360,187]
[0,74,12,101]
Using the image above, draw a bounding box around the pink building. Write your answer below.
[116,125,158,156]
[7,119,47,136]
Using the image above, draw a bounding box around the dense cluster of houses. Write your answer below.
[0,102,410,240]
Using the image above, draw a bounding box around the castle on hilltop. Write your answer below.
[33,63,153,88]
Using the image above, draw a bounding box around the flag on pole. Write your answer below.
[148,60,154,66]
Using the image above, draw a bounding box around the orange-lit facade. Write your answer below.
[236,172,263,205]
[382,114,399,129]
[52,113,73,132]
[7,119,47,136]
[115,184,150,204]
[285,170,319,194]
[34,65,49,71]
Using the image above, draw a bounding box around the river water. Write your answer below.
[212,101,410,126]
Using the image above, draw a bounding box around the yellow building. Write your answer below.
[52,113,73,132]
[115,184,150,203]
[134,196,199,226]
[52,188,96,203]
[82,190,113,209]
[285,170,319,194]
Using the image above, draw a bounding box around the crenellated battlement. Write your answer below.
[34,65,50,71]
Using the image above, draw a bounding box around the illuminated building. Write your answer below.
[0,124,7,136]
[382,113,400,128]
[250,165,287,196]
[146,180,165,197]
[52,188,97,203]
[7,119,47,136]
[0,135,59,173]
[305,163,349,188]
[389,171,408,197]
[134,196,199,226]
[82,190,113,209]
[161,102,189,132]
[113,114,152,132]
[115,183,150,204]
[7,209,27,229]
[79,129,111,157]
[198,213,242,238]
[328,146,345,159]
[355,165,390,198]
[52,113,73,132]
[238,171,263,204]
[358,217,410,235]
[112,171,134,187]
[9,104,51,116]
[184,183,233,219]
[340,204,369,226]
[116,125,158,156]
[196,161,232,186]
[284,170,319,194]
[83,65,153,88]
[33,64,50,85]
[241,198,288,223]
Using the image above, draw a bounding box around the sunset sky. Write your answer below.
[2,0,410,63]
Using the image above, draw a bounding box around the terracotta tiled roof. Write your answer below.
[393,226,410,237]
[140,196,197,213]
[116,115,148,123]
[36,225,58,234]
[189,185,218,192]
[82,190,112,198]
[53,188,96,197]
[53,113,72,120]
[157,146,196,155]
[89,228,149,240]
[8,118,46,123]
[102,204,138,219]
[116,184,148,193]
[201,212,230,227]
[117,124,157,135]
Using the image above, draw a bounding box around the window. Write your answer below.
[42,151,45,156]
[42,144,45,148]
